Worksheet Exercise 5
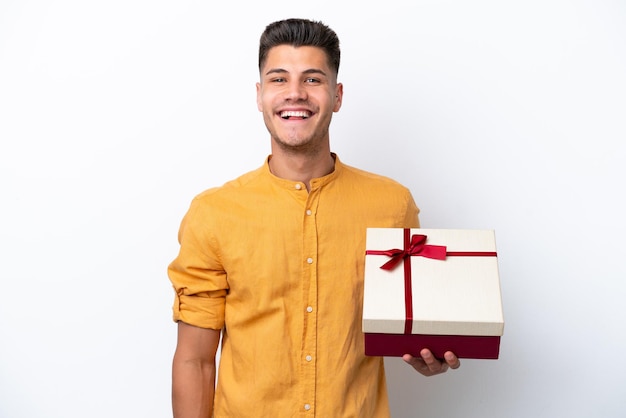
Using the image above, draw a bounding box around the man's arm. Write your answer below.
[172,321,221,418]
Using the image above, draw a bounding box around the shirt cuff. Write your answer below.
[172,290,226,329]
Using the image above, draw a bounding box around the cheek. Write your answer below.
[257,92,277,114]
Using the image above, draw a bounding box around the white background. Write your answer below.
[1,1,625,417]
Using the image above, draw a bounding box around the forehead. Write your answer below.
[261,45,332,75]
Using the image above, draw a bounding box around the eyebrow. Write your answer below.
[264,68,328,77]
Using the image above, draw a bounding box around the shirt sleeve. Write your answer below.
[167,195,228,329]
[403,189,421,228]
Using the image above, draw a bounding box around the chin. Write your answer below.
[276,132,312,147]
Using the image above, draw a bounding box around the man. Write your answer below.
[169,18,460,418]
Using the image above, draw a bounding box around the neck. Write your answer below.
[268,149,335,191]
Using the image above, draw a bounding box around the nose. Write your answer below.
[284,81,307,101]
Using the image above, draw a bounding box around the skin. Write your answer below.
[172,44,459,418]
[172,323,220,418]
[256,45,342,190]
[403,350,461,376]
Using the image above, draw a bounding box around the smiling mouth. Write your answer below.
[280,110,311,120]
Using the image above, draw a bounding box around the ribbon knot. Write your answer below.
[368,234,447,271]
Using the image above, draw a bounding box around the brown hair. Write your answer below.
[258,18,341,76]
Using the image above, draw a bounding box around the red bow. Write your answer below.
[366,234,447,270]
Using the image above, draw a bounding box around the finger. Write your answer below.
[402,353,417,365]
[404,353,438,376]
[443,351,461,369]
[402,354,427,371]
[420,348,446,373]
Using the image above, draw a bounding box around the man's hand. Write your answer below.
[402,349,460,377]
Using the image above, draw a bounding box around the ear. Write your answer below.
[333,82,344,112]
[256,82,263,112]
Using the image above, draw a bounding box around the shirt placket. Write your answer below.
[299,181,321,416]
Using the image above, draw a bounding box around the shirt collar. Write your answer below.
[263,153,344,191]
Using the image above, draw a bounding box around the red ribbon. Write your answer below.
[365,229,498,335]
[365,233,447,270]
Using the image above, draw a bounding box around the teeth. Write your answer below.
[280,110,310,119]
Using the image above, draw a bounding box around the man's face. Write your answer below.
[256,45,343,153]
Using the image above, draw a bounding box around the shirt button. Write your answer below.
[306,257,313,264]
[305,355,312,362]
[304,404,311,411]
[306,209,312,216]
[295,183,302,190]
[306,306,313,313]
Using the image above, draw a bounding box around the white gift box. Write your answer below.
[362,228,504,359]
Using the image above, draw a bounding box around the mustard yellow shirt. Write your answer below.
[168,155,420,417]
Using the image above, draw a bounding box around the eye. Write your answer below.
[270,77,286,83]
[305,77,320,84]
